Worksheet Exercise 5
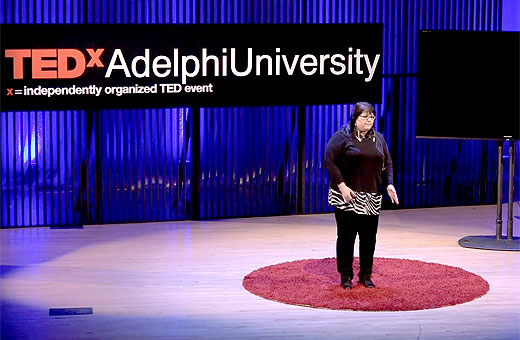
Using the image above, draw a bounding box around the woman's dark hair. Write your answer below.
[349,101,375,132]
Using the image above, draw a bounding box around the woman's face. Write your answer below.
[355,110,375,133]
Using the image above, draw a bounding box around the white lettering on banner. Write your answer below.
[131,49,150,78]
[104,84,158,96]
[105,49,131,77]
[159,83,183,93]
[184,84,214,93]
[152,56,171,78]
[104,48,381,84]
[18,83,215,98]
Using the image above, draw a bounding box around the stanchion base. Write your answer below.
[458,235,520,251]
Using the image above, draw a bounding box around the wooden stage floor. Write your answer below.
[1,204,519,340]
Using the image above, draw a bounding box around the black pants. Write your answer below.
[334,209,379,280]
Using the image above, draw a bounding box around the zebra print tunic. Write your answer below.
[328,187,382,215]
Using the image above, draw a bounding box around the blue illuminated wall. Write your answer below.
[1,110,191,227]
[1,111,89,227]
[97,109,191,223]
[1,0,519,227]
[199,107,298,219]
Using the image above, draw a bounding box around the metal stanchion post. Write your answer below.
[458,140,519,251]
[507,142,515,240]
[496,141,503,240]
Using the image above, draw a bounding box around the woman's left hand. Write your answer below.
[387,185,399,204]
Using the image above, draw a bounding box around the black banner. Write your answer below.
[1,24,382,111]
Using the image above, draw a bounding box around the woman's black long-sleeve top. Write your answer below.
[324,125,394,195]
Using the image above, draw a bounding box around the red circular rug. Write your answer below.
[243,257,489,311]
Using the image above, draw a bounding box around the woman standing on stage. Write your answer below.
[324,102,399,289]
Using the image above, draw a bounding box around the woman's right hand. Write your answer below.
[338,182,356,203]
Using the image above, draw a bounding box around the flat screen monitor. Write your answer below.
[417,30,519,140]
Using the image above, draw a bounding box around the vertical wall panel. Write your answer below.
[0,111,88,227]
[97,108,191,224]
[199,107,298,219]
[0,108,191,227]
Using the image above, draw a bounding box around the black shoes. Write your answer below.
[340,275,375,289]
[340,276,352,289]
[359,277,375,288]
